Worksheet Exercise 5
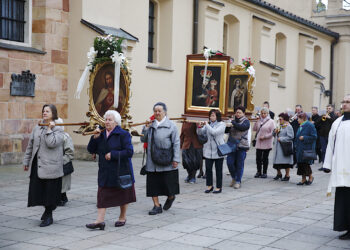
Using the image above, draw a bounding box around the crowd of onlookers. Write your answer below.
[22,95,350,240]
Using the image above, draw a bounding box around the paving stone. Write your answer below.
[139,229,185,241]
[230,232,278,245]
[60,239,103,250]
[27,234,79,247]
[88,232,129,243]
[211,240,262,250]
[2,242,51,250]
[268,238,321,250]
[0,239,16,248]
[0,229,46,242]
[213,222,256,232]
[247,227,293,237]
[193,227,240,239]
[284,231,334,245]
[161,223,205,233]
[150,241,203,250]
[114,235,164,249]
[172,234,223,247]
[326,238,350,249]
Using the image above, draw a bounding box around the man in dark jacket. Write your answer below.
[317,104,336,169]
[263,101,275,120]
[311,106,322,163]
[290,105,303,165]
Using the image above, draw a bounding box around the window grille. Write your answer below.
[0,0,26,42]
[148,1,155,63]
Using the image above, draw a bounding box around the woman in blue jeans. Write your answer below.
[226,106,250,189]
[197,109,226,193]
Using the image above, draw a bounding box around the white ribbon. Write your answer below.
[247,66,255,78]
[74,47,97,99]
[111,52,125,108]
[202,48,212,86]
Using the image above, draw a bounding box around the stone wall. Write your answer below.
[0,0,69,165]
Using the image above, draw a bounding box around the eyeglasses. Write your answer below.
[341,101,350,104]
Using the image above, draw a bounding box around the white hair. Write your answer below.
[55,118,64,130]
[104,110,121,125]
[260,107,269,114]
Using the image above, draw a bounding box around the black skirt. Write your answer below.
[182,145,203,172]
[273,164,293,170]
[97,184,136,208]
[334,187,350,231]
[146,169,180,197]
[28,156,62,207]
[296,163,312,176]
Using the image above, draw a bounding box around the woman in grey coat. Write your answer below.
[197,109,226,193]
[23,104,64,227]
[60,131,74,206]
[141,102,180,215]
[273,112,294,181]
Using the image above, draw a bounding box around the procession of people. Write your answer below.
[22,97,349,240]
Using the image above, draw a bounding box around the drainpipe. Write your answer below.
[330,38,338,105]
[193,0,199,54]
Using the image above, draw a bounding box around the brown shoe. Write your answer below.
[229,179,235,187]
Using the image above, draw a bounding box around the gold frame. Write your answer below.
[78,61,132,133]
[185,59,228,116]
[227,65,255,114]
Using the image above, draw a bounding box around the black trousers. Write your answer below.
[334,187,350,231]
[256,149,271,174]
[205,158,224,189]
[186,169,197,179]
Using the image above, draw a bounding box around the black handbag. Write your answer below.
[140,148,147,176]
[279,141,293,156]
[197,132,208,145]
[150,128,173,166]
[252,139,256,147]
[63,161,74,176]
[116,151,132,189]
[302,150,317,161]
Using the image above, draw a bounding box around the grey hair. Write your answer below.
[104,110,121,126]
[153,102,167,113]
[260,107,269,114]
[312,106,318,110]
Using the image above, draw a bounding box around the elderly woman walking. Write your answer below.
[253,107,275,178]
[23,104,64,227]
[141,102,180,215]
[86,110,136,230]
[197,109,226,193]
[294,113,317,185]
[272,113,294,181]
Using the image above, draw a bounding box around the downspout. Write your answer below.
[330,38,338,105]
[193,0,199,54]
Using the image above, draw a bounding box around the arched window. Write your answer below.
[275,32,286,68]
[314,45,322,73]
[223,15,239,60]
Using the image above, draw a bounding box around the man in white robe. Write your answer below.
[323,94,350,240]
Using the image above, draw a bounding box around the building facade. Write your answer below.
[0,0,349,164]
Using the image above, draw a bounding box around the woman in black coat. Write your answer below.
[86,110,135,230]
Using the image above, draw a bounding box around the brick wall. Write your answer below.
[0,0,69,165]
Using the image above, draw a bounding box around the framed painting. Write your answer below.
[87,61,131,127]
[227,65,255,114]
[185,54,230,116]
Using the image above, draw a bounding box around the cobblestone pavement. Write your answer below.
[0,151,349,250]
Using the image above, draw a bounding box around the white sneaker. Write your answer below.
[233,183,241,189]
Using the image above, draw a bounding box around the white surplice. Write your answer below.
[323,116,350,193]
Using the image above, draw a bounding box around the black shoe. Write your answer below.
[306,177,314,185]
[273,174,282,180]
[40,216,53,227]
[281,176,290,181]
[260,174,267,179]
[254,172,261,178]
[204,186,214,193]
[339,231,350,240]
[297,181,306,186]
[149,205,162,215]
[163,197,175,211]
[318,167,324,171]
[213,188,222,194]
[40,211,49,221]
[197,172,204,178]
[85,222,105,230]
[202,175,206,179]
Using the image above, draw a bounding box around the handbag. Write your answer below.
[116,152,132,189]
[197,132,208,145]
[302,150,317,161]
[279,141,293,156]
[63,161,74,176]
[214,137,238,157]
[140,148,147,176]
[150,128,173,166]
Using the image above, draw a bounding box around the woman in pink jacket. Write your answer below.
[253,107,275,178]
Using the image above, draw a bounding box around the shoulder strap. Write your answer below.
[255,119,269,140]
